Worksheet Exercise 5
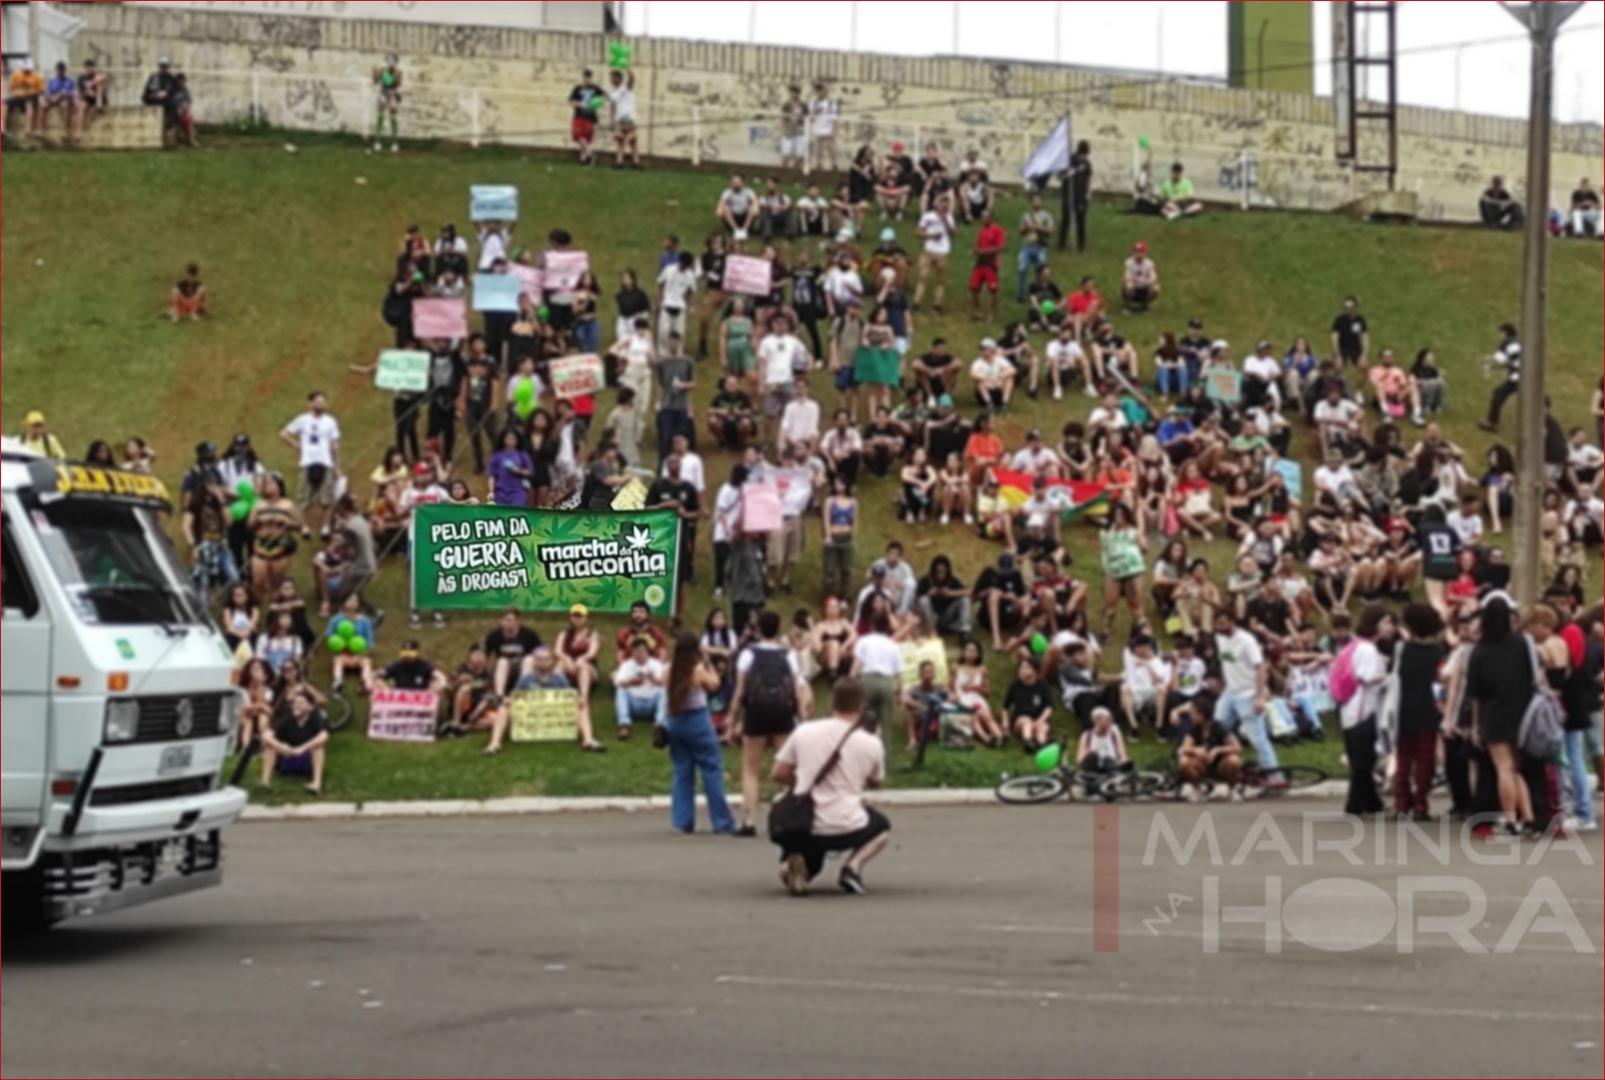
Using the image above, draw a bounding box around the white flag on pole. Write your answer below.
[1022,116,1073,183]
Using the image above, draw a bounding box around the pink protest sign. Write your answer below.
[411,297,468,341]
[722,253,772,297]
[512,263,544,300]
[549,353,604,400]
[543,250,591,292]
[740,482,782,534]
[367,689,438,742]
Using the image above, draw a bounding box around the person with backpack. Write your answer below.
[1336,605,1394,816]
[1467,595,1536,835]
[770,679,890,896]
[729,610,811,837]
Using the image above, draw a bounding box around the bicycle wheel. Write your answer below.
[1097,770,1167,802]
[995,773,1068,805]
[324,690,354,733]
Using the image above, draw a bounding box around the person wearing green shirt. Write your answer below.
[1159,162,1203,220]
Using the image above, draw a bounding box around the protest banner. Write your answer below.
[1205,366,1242,405]
[611,477,648,511]
[544,250,590,292]
[473,273,523,313]
[410,503,682,616]
[1274,458,1303,502]
[722,253,772,297]
[511,263,544,300]
[740,482,782,533]
[507,688,582,743]
[374,349,430,393]
[548,353,605,400]
[469,184,519,222]
[412,297,469,340]
[367,689,438,742]
[901,635,949,687]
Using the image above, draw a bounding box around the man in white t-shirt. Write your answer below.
[805,81,839,175]
[1086,391,1129,434]
[913,192,955,313]
[1445,494,1485,548]
[823,255,863,316]
[607,69,639,168]
[758,315,809,426]
[1046,324,1091,401]
[1242,340,1283,410]
[1212,610,1280,777]
[1009,429,1058,477]
[778,375,821,457]
[717,174,758,240]
[969,338,1014,413]
[772,679,889,895]
[1313,451,1362,507]
[1313,384,1362,459]
[850,609,904,739]
[656,251,699,351]
[612,635,666,736]
[279,390,342,540]
[1120,635,1173,736]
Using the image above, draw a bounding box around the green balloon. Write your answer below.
[514,376,535,403]
[235,479,256,501]
[537,305,551,322]
[607,40,633,70]
[1035,742,1062,773]
[1030,632,1049,656]
[1039,300,1056,316]
[1137,135,1151,150]
[228,499,251,523]
[514,398,535,421]
[347,636,369,655]
[328,634,349,654]
[336,618,356,637]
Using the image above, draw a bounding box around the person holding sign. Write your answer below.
[258,688,330,797]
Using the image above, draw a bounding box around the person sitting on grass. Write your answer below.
[901,659,955,751]
[1076,706,1130,778]
[1002,656,1056,753]
[1158,161,1203,219]
[1175,694,1237,795]
[169,263,208,322]
[612,634,668,740]
[554,604,606,752]
[439,643,505,750]
[1120,242,1160,314]
[327,595,376,693]
[258,687,330,797]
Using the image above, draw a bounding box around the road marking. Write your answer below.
[712,974,1599,1024]
[974,922,1601,955]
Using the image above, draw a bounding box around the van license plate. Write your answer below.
[158,746,194,776]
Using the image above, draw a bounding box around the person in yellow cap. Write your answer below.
[553,603,604,751]
[19,410,65,461]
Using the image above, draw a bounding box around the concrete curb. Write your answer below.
[239,781,1349,821]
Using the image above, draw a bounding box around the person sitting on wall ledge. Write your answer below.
[1478,175,1523,230]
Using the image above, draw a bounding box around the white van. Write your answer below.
[2,440,246,929]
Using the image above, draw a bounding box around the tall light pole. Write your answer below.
[1500,1,1581,608]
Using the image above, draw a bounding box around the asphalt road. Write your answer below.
[4,801,1602,1078]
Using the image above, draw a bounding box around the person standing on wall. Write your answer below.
[807,81,839,176]
[372,53,402,153]
[567,68,602,167]
[779,84,808,172]
[608,68,640,170]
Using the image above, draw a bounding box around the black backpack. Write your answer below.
[742,648,797,726]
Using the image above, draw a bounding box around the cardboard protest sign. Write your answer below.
[473,273,523,313]
[412,297,469,340]
[1274,458,1303,502]
[470,184,519,222]
[740,482,782,533]
[374,349,430,393]
[1205,367,1242,405]
[508,688,581,743]
[367,689,438,742]
[511,263,544,300]
[611,477,648,511]
[543,250,590,292]
[722,253,772,297]
[548,353,604,400]
[410,504,682,616]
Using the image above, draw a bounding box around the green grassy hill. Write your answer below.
[4,133,1600,804]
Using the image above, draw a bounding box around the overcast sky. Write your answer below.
[623,1,1604,125]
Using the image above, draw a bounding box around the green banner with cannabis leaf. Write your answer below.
[409,504,681,616]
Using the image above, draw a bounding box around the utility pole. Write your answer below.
[1501,1,1581,608]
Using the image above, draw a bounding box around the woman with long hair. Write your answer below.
[246,473,300,601]
[555,605,605,752]
[1467,596,1535,833]
[1340,605,1395,816]
[662,632,736,834]
[1098,502,1147,635]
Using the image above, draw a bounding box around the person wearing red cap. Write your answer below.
[1121,241,1160,314]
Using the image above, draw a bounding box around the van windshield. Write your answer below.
[27,500,205,626]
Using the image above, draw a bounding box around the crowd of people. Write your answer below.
[20,87,1603,879]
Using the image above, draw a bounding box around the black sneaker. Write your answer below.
[839,867,866,895]
[735,824,757,838]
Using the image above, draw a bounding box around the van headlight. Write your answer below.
[104,699,141,743]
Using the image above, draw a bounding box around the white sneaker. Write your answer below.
[963,512,975,526]
[1053,386,1063,401]
[939,513,950,525]
[1083,384,1097,398]
[391,142,400,153]
[372,140,382,152]
[1564,816,1599,833]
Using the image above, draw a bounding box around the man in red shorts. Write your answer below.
[566,69,602,165]
[969,209,1006,322]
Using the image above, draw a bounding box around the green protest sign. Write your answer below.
[375,349,430,393]
[410,504,681,616]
